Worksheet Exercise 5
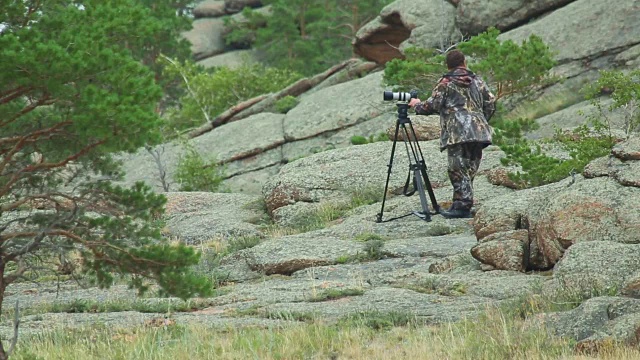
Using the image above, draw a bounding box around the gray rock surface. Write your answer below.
[472,136,640,271]
[284,71,387,141]
[538,297,640,343]
[243,233,364,275]
[499,0,640,64]
[196,50,259,69]
[456,0,576,35]
[181,18,226,60]
[263,139,510,223]
[163,192,267,244]
[193,0,226,18]
[354,0,457,64]
[526,99,629,140]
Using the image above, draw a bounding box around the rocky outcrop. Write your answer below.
[471,137,640,272]
[162,192,267,244]
[193,0,226,18]
[538,297,640,352]
[353,0,457,64]
[182,18,226,60]
[118,64,386,194]
[224,0,262,13]
[498,0,640,111]
[386,115,441,141]
[455,0,577,36]
[262,139,513,225]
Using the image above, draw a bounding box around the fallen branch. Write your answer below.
[187,58,364,139]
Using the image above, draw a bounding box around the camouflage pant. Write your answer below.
[447,142,483,210]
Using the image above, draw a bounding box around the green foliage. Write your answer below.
[162,60,303,133]
[583,69,640,135]
[339,311,419,330]
[384,28,556,101]
[0,6,213,355]
[275,95,300,113]
[457,28,557,99]
[383,47,447,94]
[173,141,225,192]
[223,7,269,49]
[253,0,392,76]
[350,133,389,145]
[498,121,615,188]
[307,288,365,302]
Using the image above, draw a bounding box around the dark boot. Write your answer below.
[440,207,473,219]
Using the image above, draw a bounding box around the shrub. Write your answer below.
[275,95,299,113]
[173,141,225,192]
[161,59,303,134]
[350,133,389,145]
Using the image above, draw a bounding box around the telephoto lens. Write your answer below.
[383,91,413,102]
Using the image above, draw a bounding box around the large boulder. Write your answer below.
[193,0,226,18]
[224,0,262,13]
[196,50,259,69]
[284,71,388,141]
[471,137,640,271]
[456,0,576,36]
[181,18,226,60]
[353,0,457,64]
[538,297,640,350]
[526,99,630,140]
[499,0,640,65]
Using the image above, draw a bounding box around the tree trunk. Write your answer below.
[0,261,7,360]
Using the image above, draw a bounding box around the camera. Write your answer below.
[383,90,418,102]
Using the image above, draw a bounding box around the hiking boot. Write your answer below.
[440,208,473,219]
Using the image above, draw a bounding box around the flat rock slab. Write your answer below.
[538,296,640,343]
[385,270,549,300]
[383,236,477,258]
[163,192,266,244]
[263,287,495,324]
[243,233,364,275]
[0,311,291,340]
[499,0,640,63]
[208,277,371,309]
[284,71,387,141]
[181,18,226,60]
[457,0,575,35]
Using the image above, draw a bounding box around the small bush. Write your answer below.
[350,133,389,145]
[174,142,225,192]
[307,288,365,302]
[275,95,299,113]
[161,59,302,133]
[498,121,615,188]
[339,311,419,330]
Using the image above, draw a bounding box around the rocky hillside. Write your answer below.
[9,0,638,351]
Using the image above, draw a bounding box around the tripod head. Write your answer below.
[396,102,410,124]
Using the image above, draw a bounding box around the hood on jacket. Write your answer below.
[443,67,475,87]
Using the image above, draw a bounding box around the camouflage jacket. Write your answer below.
[414,67,496,151]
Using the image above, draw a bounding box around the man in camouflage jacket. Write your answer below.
[409,50,496,219]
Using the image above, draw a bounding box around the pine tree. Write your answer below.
[0,2,211,357]
[254,0,391,75]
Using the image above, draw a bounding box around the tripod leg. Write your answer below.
[413,166,432,221]
[406,121,441,214]
[377,120,401,223]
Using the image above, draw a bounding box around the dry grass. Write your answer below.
[12,305,640,360]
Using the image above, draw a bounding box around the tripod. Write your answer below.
[376,102,440,223]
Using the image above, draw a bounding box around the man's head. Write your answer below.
[446,50,466,70]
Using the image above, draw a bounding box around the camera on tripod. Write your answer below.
[383,90,419,102]
[376,89,440,223]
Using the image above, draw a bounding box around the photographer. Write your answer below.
[409,50,495,219]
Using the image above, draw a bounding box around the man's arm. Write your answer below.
[479,80,496,121]
[409,79,447,115]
